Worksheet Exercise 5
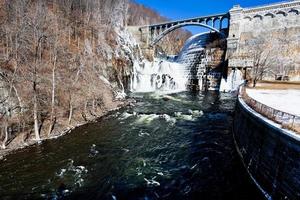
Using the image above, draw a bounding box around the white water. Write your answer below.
[127,29,243,93]
[220,69,245,92]
[130,59,189,93]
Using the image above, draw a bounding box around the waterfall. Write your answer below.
[129,32,234,93]
[220,69,245,92]
[130,59,189,93]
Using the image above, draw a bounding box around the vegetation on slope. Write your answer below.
[0,0,193,153]
[0,0,135,151]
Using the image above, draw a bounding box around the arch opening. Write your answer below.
[221,17,229,29]
[264,13,275,18]
[206,18,213,27]
[150,22,225,46]
[288,9,299,15]
[213,18,221,29]
[244,16,252,21]
[276,11,288,16]
[253,15,263,20]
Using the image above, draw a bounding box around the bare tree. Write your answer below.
[248,38,274,87]
[251,49,271,87]
[0,0,153,149]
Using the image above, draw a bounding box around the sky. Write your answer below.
[135,0,285,34]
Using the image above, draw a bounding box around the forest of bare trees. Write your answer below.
[0,0,132,150]
[0,0,191,151]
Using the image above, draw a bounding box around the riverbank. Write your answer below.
[0,98,132,160]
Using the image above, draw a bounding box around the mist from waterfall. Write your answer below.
[220,69,245,92]
[130,59,189,93]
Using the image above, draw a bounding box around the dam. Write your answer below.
[0,1,299,199]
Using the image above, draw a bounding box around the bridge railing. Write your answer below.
[239,87,300,133]
[243,0,296,10]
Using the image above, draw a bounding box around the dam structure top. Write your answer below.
[227,0,300,68]
[136,0,300,49]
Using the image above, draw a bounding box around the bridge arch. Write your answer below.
[276,11,288,16]
[150,22,225,46]
[288,9,299,15]
[244,16,252,21]
[213,18,221,29]
[220,17,229,29]
[264,13,275,18]
[253,14,263,20]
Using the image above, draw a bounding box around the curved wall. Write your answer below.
[233,97,300,200]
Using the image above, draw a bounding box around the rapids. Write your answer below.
[0,92,263,200]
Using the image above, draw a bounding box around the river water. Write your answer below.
[0,92,263,200]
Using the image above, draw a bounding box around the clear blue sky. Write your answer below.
[135,0,285,34]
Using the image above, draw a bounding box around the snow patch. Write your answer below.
[246,89,300,116]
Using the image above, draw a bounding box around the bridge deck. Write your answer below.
[141,13,229,28]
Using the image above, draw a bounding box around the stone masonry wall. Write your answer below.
[227,0,300,81]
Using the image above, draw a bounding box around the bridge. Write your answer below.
[133,0,300,50]
[128,0,300,83]
[138,13,230,47]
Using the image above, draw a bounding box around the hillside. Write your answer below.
[0,0,136,151]
[0,0,193,154]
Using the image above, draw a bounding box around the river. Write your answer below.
[0,91,263,200]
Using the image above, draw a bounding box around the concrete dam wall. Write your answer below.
[233,96,300,199]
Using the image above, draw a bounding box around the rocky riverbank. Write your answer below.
[0,100,131,160]
[0,97,135,160]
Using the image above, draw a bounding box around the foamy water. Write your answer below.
[130,59,189,93]
[220,69,245,92]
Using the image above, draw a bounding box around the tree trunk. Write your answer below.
[92,99,96,113]
[82,101,88,121]
[68,97,73,125]
[48,56,57,136]
[5,30,9,59]
[12,85,23,112]
[32,36,45,141]
[48,116,56,137]
[253,79,257,88]
[33,84,40,141]
[1,125,8,150]
[68,29,71,45]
